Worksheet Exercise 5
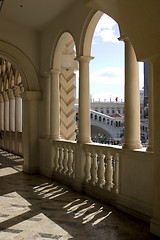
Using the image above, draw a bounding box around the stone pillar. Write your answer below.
[8,89,15,131]
[3,91,9,131]
[14,86,22,132]
[150,56,160,237]
[50,69,60,140]
[8,89,15,152]
[0,94,4,130]
[3,91,9,149]
[77,56,93,143]
[147,63,154,151]
[0,94,4,148]
[122,36,142,150]
[13,85,22,154]
[21,91,42,173]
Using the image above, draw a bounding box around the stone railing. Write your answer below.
[53,139,76,185]
[83,143,120,194]
[40,138,153,220]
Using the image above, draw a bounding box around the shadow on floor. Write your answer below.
[0,149,159,240]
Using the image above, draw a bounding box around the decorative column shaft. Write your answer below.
[0,94,4,130]
[77,56,93,143]
[14,86,22,132]
[8,89,15,131]
[50,69,60,140]
[122,36,142,149]
[3,91,9,131]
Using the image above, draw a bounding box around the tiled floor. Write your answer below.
[0,149,159,240]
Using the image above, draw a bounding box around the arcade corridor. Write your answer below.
[0,149,158,240]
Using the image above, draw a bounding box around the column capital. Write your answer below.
[75,55,94,63]
[0,93,4,102]
[2,91,9,101]
[8,88,15,100]
[13,85,21,98]
[118,34,129,42]
[50,68,60,75]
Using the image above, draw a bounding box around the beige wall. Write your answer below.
[0,16,40,73]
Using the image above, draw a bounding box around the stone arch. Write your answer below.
[79,9,121,57]
[51,32,78,140]
[0,40,40,91]
[91,124,113,139]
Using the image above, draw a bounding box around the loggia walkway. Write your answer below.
[0,149,158,240]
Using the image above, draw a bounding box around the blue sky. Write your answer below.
[76,14,144,102]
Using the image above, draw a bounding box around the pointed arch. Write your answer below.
[0,40,40,91]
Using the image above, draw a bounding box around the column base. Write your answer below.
[150,218,160,237]
[123,141,142,150]
[77,138,91,144]
[50,136,60,141]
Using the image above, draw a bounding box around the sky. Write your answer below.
[76,14,144,102]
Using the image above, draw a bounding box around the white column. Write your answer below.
[14,86,22,133]
[3,91,9,131]
[8,89,15,152]
[0,94,4,130]
[8,89,15,131]
[122,36,142,150]
[50,69,60,140]
[77,56,93,143]
[147,63,154,151]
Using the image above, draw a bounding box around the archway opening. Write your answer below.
[0,57,24,156]
[53,32,78,141]
[89,13,124,145]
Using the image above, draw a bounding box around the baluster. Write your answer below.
[58,146,64,172]
[105,151,113,191]
[97,151,105,188]
[84,151,91,182]
[113,153,119,193]
[54,145,59,171]
[63,146,68,174]
[68,148,73,176]
[90,150,98,185]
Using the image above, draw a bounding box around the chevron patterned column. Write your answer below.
[59,69,76,140]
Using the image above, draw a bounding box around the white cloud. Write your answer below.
[95,14,116,33]
[90,67,124,86]
[96,29,119,43]
[94,14,119,44]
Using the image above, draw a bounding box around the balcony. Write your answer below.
[0,149,157,239]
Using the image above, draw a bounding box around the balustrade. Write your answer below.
[84,144,120,193]
[54,140,75,178]
[53,140,119,194]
